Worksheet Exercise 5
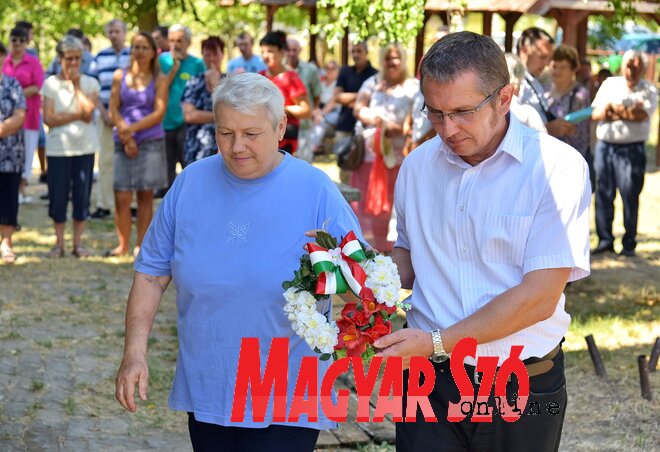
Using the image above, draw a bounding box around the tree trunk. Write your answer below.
[136,2,159,32]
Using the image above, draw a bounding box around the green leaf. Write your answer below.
[334,348,347,360]
[320,353,332,361]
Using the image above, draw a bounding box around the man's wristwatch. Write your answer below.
[430,329,449,363]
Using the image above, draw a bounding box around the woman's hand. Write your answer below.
[124,138,139,159]
[115,353,150,412]
[205,69,222,91]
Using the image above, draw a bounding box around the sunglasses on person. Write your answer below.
[10,37,27,44]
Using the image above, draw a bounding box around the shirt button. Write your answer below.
[460,206,465,211]
[463,247,468,252]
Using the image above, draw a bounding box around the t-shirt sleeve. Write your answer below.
[33,58,45,88]
[358,75,376,98]
[181,76,198,105]
[288,72,308,100]
[227,59,238,74]
[641,82,658,116]
[591,78,611,109]
[39,77,54,100]
[84,76,101,95]
[197,58,207,74]
[134,174,183,276]
[310,67,322,99]
[159,54,171,74]
[522,142,591,282]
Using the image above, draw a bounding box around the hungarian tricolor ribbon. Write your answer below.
[308,231,372,299]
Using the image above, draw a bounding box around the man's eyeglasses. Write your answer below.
[10,38,26,44]
[421,85,505,125]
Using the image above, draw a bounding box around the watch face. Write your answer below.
[431,354,449,363]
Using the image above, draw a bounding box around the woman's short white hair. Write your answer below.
[212,73,285,130]
[169,24,192,42]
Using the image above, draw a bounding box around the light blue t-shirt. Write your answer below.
[159,52,206,130]
[227,54,267,74]
[135,152,364,429]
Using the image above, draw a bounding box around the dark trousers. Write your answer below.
[396,349,567,452]
[594,140,646,251]
[47,155,95,223]
[165,126,186,189]
[187,414,320,452]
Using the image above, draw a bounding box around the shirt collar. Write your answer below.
[437,113,525,167]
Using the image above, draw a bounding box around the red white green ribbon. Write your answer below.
[308,231,371,298]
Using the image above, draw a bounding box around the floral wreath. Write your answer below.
[283,230,409,362]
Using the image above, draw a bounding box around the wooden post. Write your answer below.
[309,5,318,65]
[414,11,431,73]
[548,9,589,49]
[341,27,349,67]
[482,11,493,37]
[585,334,607,378]
[638,355,653,400]
[500,12,522,53]
[649,337,660,372]
[266,5,277,32]
[577,16,588,60]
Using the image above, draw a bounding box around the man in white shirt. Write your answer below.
[591,50,658,257]
[374,31,591,451]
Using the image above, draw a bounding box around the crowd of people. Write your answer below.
[1,20,653,265]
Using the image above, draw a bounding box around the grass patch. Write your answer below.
[63,397,75,416]
[0,331,22,341]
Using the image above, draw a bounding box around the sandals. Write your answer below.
[1,247,16,264]
[72,245,92,258]
[49,245,65,259]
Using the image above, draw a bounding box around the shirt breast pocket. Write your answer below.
[480,213,533,266]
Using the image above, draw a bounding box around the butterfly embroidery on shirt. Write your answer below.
[227,221,250,243]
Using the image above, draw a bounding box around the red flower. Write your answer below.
[341,302,370,326]
[377,302,397,316]
[336,322,374,356]
[361,298,379,316]
[365,315,392,342]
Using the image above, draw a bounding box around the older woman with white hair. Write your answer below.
[41,36,100,258]
[115,72,364,451]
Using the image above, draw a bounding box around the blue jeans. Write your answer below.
[593,140,646,251]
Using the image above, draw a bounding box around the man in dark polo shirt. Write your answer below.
[333,41,377,181]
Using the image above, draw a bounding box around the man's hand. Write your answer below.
[115,353,149,412]
[374,328,434,369]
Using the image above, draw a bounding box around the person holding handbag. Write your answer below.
[352,43,417,252]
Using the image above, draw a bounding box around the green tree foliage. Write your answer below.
[313,0,427,45]
[0,1,105,59]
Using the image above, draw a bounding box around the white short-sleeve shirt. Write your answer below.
[41,75,101,157]
[591,76,658,144]
[394,115,591,364]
